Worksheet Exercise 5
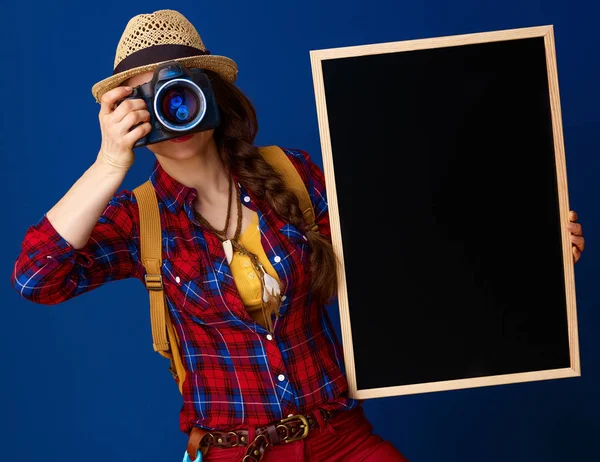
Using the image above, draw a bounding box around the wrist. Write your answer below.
[95,152,132,175]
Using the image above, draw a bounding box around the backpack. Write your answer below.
[132,146,315,393]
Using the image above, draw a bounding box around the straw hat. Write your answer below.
[91,9,238,103]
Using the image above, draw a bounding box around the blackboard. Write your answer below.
[310,25,580,399]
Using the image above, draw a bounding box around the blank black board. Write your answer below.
[310,25,579,399]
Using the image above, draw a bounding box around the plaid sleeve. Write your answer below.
[10,190,141,305]
[282,148,331,241]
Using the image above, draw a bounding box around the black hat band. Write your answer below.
[113,44,211,75]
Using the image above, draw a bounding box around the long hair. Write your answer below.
[204,69,338,307]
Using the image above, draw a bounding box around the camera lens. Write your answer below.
[161,88,197,125]
[154,78,207,132]
[170,95,183,107]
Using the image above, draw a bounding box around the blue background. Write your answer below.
[2,1,598,461]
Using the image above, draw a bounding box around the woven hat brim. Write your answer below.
[91,54,238,103]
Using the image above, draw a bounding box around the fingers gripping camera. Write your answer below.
[116,61,221,147]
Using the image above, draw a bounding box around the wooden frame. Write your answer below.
[309,25,580,400]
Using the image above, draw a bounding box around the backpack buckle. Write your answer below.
[145,273,163,290]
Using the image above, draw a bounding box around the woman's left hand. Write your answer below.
[568,210,585,264]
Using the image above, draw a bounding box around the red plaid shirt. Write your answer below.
[11,147,358,433]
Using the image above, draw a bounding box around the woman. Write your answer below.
[10,9,413,462]
[10,9,585,462]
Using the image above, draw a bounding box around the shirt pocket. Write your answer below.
[278,223,309,264]
[162,257,210,315]
[279,223,309,246]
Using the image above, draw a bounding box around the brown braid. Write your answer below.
[203,69,338,307]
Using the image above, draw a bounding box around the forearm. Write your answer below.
[45,155,129,249]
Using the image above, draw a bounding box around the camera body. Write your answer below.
[116,61,220,147]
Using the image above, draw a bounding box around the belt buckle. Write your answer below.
[278,414,309,443]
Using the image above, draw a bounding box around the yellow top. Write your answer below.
[230,212,281,328]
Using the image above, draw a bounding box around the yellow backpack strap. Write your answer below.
[258,146,316,230]
[133,180,186,394]
[165,311,186,394]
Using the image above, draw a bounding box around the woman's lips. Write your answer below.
[170,134,194,143]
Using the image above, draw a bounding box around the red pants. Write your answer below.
[203,404,410,461]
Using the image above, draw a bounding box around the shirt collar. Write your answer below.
[149,159,258,215]
[149,159,198,214]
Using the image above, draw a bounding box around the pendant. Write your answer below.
[222,239,233,264]
[262,271,281,302]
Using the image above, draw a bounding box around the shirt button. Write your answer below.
[278,374,285,382]
[266,334,273,341]
[248,272,256,279]
[242,260,251,268]
[274,256,281,263]
[243,196,251,203]
[281,295,287,301]
[175,276,181,284]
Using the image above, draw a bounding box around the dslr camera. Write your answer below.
[116,61,220,147]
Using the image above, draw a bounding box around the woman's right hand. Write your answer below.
[97,86,152,171]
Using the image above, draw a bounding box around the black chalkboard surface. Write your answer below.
[310,25,579,399]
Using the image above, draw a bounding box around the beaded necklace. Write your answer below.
[194,177,282,333]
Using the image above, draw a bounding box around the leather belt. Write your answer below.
[186,408,337,461]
